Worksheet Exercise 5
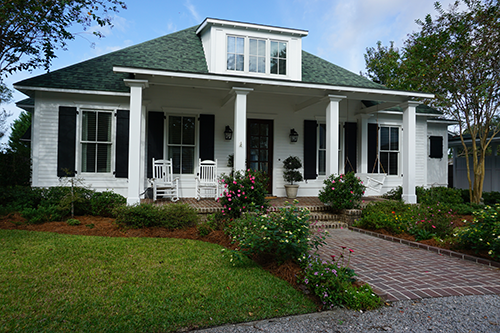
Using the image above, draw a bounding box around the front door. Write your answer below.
[247,119,273,194]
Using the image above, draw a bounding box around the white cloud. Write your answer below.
[184,0,201,22]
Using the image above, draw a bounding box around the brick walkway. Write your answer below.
[318,229,500,302]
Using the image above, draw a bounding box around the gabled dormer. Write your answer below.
[196,18,308,81]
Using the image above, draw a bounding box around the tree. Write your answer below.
[361,41,401,87]
[0,111,31,186]
[363,0,500,204]
[0,0,126,76]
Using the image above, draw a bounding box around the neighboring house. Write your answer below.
[14,18,451,205]
[449,133,500,192]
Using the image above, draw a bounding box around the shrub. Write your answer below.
[228,200,327,262]
[282,156,303,184]
[407,203,455,239]
[417,186,463,206]
[356,201,455,239]
[21,206,64,224]
[219,169,268,218]
[355,201,408,234]
[90,191,126,217]
[483,191,500,206]
[382,186,402,201]
[455,204,500,260]
[298,251,381,310]
[319,172,365,211]
[115,203,198,229]
[0,186,43,212]
[66,218,81,226]
[197,212,231,237]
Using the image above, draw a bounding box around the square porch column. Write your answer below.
[358,114,370,174]
[232,87,253,172]
[326,95,345,176]
[402,101,419,204]
[124,79,149,205]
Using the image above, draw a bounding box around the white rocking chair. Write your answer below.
[195,159,218,201]
[152,158,179,202]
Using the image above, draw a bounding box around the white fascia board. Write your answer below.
[13,85,130,97]
[196,18,308,37]
[427,119,458,124]
[113,66,434,100]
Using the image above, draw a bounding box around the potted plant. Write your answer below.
[283,156,303,198]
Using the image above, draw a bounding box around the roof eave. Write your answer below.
[113,66,434,100]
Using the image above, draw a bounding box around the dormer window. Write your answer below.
[226,35,288,76]
[227,36,244,71]
[270,41,287,75]
[249,38,266,73]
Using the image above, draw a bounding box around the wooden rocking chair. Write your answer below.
[195,159,218,201]
[152,158,179,202]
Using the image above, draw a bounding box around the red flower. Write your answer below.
[340,246,346,249]
[349,249,354,253]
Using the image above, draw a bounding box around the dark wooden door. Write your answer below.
[247,119,273,194]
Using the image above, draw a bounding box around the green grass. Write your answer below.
[0,230,316,332]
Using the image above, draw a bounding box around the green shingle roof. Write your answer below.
[361,100,442,115]
[15,25,391,93]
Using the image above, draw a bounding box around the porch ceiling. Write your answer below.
[127,68,429,106]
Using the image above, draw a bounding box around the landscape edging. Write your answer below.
[349,226,500,269]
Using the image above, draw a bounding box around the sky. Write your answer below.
[1,0,458,145]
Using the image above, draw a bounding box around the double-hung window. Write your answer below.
[318,123,326,175]
[249,38,266,73]
[270,41,287,75]
[168,115,195,174]
[379,126,399,175]
[227,36,245,71]
[81,110,112,173]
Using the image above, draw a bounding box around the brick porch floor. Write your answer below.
[319,229,500,302]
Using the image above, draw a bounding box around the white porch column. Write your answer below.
[325,95,345,176]
[402,101,419,204]
[358,114,370,174]
[124,79,149,205]
[233,87,253,172]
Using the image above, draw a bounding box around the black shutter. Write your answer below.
[429,136,443,158]
[147,111,164,178]
[304,120,317,180]
[368,123,378,173]
[57,106,77,177]
[344,122,357,173]
[115,110,130,178]
[199,114,215,161]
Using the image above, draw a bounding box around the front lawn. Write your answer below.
[0,230,317,332]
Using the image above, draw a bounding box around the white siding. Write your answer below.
[427,122,449,187]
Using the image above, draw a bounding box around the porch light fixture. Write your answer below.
[224,125,233,141]
[289,128,299,143]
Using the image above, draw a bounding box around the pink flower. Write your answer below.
[233,181,237,184]
[350,191,353,194]
[229,207,231,210]
[349,249,354,253]
[237,194,241,197]
[331,187,335,190]
[251,186,254,189]
[228,198,232,201]
[432,225,436,228]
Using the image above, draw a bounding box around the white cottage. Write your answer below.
[14,18,450,205]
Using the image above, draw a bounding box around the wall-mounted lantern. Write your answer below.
[224,125,233,141]
[289,128,299,143]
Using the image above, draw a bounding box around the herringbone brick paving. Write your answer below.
[318,229,500,302]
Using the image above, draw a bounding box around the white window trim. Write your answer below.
[225,34,289,78]
[377,125,401,176]
[165,113,198,175]
[77,107,117,177]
